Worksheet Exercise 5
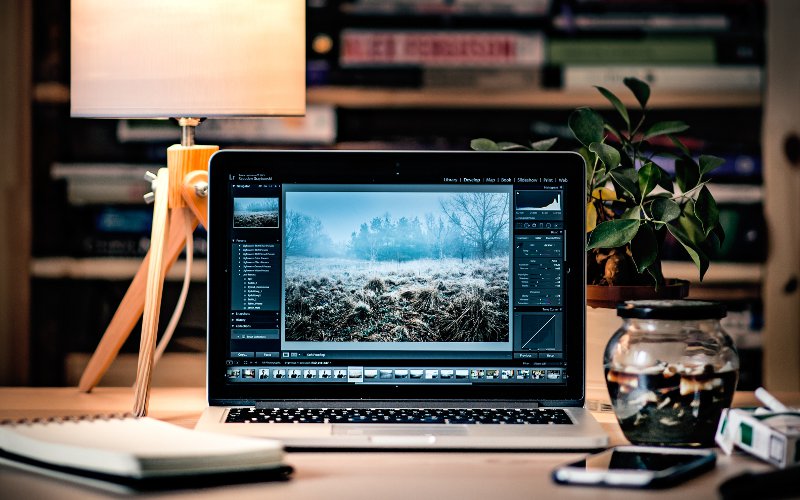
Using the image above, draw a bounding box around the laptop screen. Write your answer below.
[207,150,586,403]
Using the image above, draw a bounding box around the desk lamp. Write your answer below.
[71,0,305,415]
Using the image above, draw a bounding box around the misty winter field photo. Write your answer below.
[233,197,279,228]
[283,190,511,343]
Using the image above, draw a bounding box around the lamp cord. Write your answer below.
[153,207,195,366]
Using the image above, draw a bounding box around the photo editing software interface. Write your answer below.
[224,173,569,387]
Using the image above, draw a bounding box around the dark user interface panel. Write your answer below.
[225,174,569,386]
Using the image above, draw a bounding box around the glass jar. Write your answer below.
[605,300,739,447]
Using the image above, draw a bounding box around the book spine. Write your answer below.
[560,65,762,91]
[340,30,545,67]
[343,0,553,16]
[423,66,540,89]
[552,13,731,32]
[636,154,761,180]
[547,37,717,64]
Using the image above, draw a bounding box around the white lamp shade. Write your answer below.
[71,0,305,118]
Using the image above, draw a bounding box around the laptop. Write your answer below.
[195,149,608,450]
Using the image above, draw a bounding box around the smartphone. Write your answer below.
[552,446,716,489]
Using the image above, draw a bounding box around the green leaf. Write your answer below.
[604,123,624,143]
[630,223,658,273]
[497,141,530,151]
[589,142,621,171]
[643,121,690,141]
[712,223,726,246]
[650,198,681,223]
[638,162,661,197]
[624,77,650,109]
[675,158,700,193]
[569,107,605,147]
[699,154,725,176]
[587,219,640,250]
[595,86,630,129]
[470,138,500,151]
[668,134,692,157]
[667,223,710,281]
[609,167,640,202]
[530,137,557,151]
[621,206,641,219]
[694,185,719,236]
[645,262,665,289]
[653,163,675,194]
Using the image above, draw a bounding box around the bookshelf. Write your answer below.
[35,81,762,109]
[18,0,782,388]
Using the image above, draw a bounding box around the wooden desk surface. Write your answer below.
[0,387,794,499]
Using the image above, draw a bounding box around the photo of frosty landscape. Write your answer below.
[233,197,279,228]
[284,190,510,343]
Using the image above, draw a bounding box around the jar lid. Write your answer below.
[616,300,727,319]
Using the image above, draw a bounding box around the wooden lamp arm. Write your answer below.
[182,170,209,229]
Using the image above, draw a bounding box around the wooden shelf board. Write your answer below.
[35,82,762,109]
[30,257,207,281]
[32,82,70,104]
[662,261,763,285]
[308,86,762,109]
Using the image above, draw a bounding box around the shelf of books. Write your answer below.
[29,0,768,387]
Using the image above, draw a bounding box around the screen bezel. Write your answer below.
[207,149,586,404]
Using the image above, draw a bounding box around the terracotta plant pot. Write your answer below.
[586,280,690,309]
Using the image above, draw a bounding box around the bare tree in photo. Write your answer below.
[285,210,325,256]
[440,193,510,259]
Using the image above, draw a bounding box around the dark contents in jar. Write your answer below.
[606,366,737,446]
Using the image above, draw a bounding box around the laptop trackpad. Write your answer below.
[332,424,468,437]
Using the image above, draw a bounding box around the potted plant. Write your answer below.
[471,77,726,402]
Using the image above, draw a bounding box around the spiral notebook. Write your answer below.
[0,414,291,492]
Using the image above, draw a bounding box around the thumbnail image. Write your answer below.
[258,369,269,379]
[273,369,286,379]
[233,197,279,228]
[226,368,241,379]
[242,369,256,379]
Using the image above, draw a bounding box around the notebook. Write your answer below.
[195,149,608,449]
[0,414,290,491]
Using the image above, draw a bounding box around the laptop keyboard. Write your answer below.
[225,407,572,425]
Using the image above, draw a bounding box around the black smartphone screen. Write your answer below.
[577,449,708,471]
[554,447,716,489]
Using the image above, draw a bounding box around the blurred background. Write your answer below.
[1,0,797,391]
